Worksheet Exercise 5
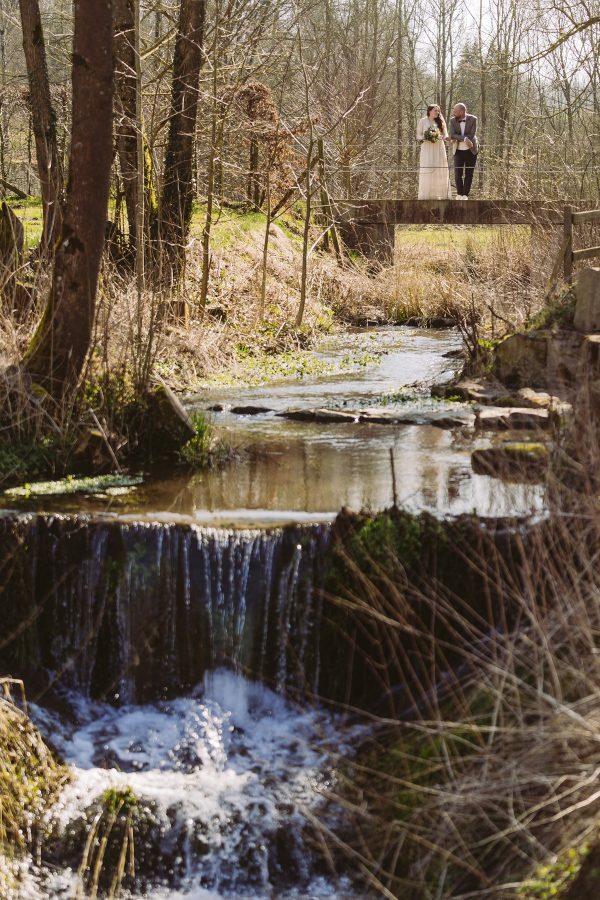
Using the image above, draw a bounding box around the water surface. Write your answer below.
[0,328,543,525]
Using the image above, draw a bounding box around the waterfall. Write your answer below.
[0,515,366,899]
[0,508,536,898]
[0,514,332,704]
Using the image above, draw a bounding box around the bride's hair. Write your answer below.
[427,104,445,132]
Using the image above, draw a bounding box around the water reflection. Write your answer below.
[0,328,544,525]
[2,421,541,526]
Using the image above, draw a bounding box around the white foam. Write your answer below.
[30,671,357,898]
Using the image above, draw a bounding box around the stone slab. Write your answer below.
[475,407,551,430]
[277,408,360,424]
[472,442,549,482]
[231,405,273,415]
[574,267,600,333]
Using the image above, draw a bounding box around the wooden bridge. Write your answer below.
[331,199,587,265]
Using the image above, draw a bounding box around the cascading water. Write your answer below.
[27,670,358,899]
[0,515,332,704]
[0,513,365,899]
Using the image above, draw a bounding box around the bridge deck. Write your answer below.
[333,199,573,227]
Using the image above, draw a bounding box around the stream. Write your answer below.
[2,328,542,527]
[1,327,544,898]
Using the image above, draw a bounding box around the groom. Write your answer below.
[449,103,479,199]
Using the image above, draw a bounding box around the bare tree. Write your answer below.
[23,0,114,397]
[158,0,206,284]
[19,0,63,251]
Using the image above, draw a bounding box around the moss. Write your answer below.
[349,509,444,571]
[527,291,576,331]
[518,845,590,898]
[100,785,139,816]
[503,441,549,457]
[0,693,68,861]
[3,473,143,499]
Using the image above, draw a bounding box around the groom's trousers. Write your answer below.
[454,149,477,197]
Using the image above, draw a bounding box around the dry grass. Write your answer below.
[326,495,600,898]
[1,214,550,400]
[387,226,542,335]
[0,681,67,898]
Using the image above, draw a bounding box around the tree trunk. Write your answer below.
[113,0,137,253]
[23,0,113,397]
[199,17,220,314]
[395,0,404,194]
[19,0,63,251]
[159,0,206,283]
[248,134,260,209]
[0,0,8,187]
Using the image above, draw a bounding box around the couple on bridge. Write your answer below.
[416,102,478,201]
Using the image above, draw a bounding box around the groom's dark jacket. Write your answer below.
[449,114,479,154]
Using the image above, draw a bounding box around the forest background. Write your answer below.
[0,0,597,479]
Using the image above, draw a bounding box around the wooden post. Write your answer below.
[564,204,573,283]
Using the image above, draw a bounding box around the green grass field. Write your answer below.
[395,223,529,248]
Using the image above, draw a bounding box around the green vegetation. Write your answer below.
[395,224,529,250]
[179,411,230,467]
[3,473,143,499]
[190,202,301,248]
[5,196,44,248]
[99,785,140,816]
[518,846,590,899]
[527,290,576,331]
[349,508,429,569]
[0,376,232,489]
[0,691,67,892]
[0,437,67,486]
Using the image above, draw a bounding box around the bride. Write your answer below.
[416,105,452,200]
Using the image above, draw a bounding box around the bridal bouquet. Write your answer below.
[423,124,441,143]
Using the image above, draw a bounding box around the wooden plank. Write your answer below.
[572,209,600,224]
[573,245,600,262]
[332,199,565,227]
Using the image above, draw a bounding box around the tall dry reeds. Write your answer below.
[383,225,544,336]
[324,497,600,898]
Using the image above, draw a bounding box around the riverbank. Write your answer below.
[0,686,67,899]
[0,204,543,489]
[0,326,545,524]
[333,499,600,899]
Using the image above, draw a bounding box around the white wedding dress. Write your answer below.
[417,117,452,200]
